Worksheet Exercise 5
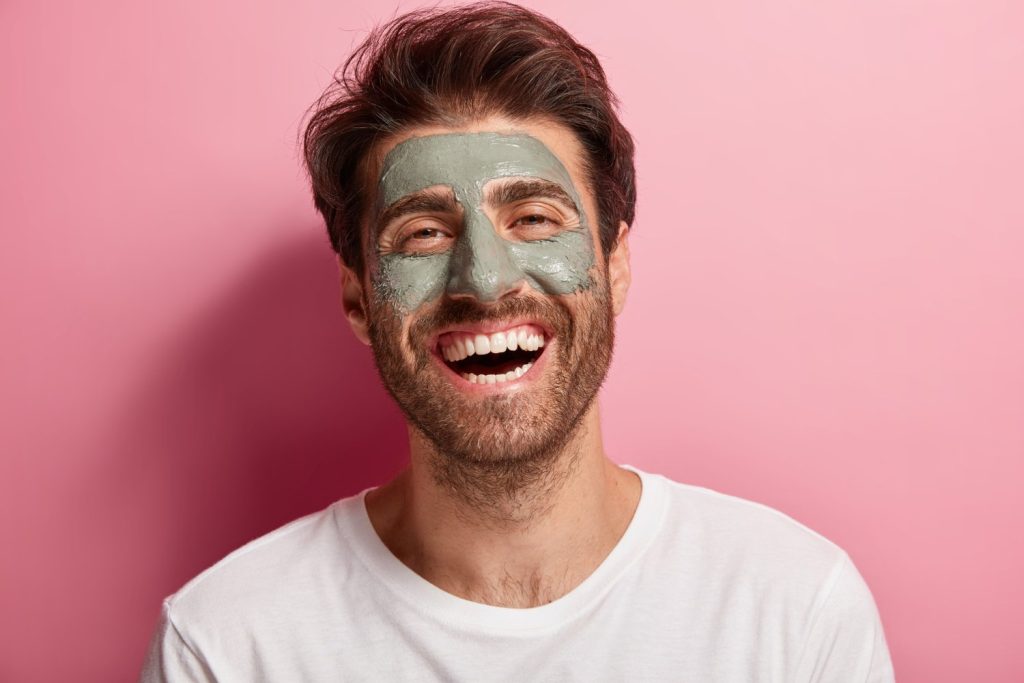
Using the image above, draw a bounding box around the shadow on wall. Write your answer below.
[96,229,406,674]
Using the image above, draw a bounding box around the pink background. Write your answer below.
[2,1,1022,680]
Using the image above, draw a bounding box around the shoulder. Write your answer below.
[635,469,893,679]
[162,495,367,634]
[638,469,849,590]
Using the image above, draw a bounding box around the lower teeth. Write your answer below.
[461,362,533,385]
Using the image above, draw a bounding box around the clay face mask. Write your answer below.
[371,132,595,312]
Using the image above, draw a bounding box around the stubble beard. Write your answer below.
[366,279,615,521]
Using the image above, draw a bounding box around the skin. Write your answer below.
[338,115,639,608]
[373,132,596,312]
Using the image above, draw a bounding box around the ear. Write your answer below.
[608,221,631,316]
[339,258,372,346]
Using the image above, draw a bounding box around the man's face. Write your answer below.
[354,117,625,465]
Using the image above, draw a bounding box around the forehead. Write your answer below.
[376,132,579,207]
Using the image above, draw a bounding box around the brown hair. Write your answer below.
[302,1,636,276]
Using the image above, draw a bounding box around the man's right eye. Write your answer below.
[410,227,443,240]
[393,221,454,255]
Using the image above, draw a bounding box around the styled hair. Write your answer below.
[302,1,636,276]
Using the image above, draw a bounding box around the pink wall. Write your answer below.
[2,1,1021,680]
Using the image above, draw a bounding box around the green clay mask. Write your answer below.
[372,132,595,312]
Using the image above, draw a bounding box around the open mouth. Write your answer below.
[436,324,548,385]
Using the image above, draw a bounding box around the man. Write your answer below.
[143,2,893,681]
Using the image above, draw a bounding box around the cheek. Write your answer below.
[366,291,429,371]
[510,228,596,295]
[373,253,450,312]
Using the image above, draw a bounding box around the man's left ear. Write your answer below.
[608,221,631,316]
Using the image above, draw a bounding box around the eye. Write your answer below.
[509,208,564,240]
[410,227,444,240]
[514,214,553,227]
[394,221,454,255]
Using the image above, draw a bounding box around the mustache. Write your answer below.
[410,295,571,342]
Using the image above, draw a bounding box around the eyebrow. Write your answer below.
[377,189,459,230]
[485,178,580,215]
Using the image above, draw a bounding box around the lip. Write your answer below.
[429,323,553,395]
[429,317,554,349]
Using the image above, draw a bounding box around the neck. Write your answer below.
[365,403,641,607]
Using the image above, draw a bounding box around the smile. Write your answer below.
[435,324,548,385]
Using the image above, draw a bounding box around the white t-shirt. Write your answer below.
[142,467,894,682]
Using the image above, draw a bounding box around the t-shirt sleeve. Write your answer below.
[793,553,895,683]
[139,601,215,683]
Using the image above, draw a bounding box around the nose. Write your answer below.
[446,207,526,302]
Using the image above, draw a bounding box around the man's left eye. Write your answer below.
[513,214,554,228]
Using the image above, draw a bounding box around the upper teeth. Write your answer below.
[439,326,546,362]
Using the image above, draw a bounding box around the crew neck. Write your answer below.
[333,465,668,635]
